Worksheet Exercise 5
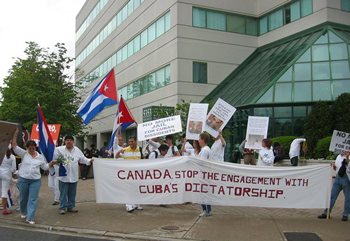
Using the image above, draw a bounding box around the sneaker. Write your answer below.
[206,211,212,216]
[59,210,66,215]
[342,216,348,221]
[20,214,27,219]
[199,211,207,217]
[2,210,12,215]
[52,201,60,206]
[135,206,143,210]
[67,208,78,213]
[15,207,20,212]
[318,214,327,219]
[26,220,35,225]
[127,207,135,212]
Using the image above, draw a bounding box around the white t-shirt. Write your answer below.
[199,146,211,160]
[289,138,306,158]
[165,145,179,157]
[182,142,193,156]
[257,148,274,166]
[0,154,16,180]
[211,139,225,162]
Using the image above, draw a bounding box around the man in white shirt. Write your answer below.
[148,144,169,159]
[113,136,124,159]
[55,135,93,214]
[210,129,226,162]
[289,138,306,166]
[181,134,193,156]
[165,135,181,157]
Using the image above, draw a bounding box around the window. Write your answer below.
[148,23,156,43]
[259,16,268,35]
[290,1,301,22]
[207,11,226,31]
[193,8,206,28]
[227,14,245,34]
[301,0,312,17]
[193,62,207,83]
[341,0,350,12]
[156,16,165,38]
[269,9,283,31]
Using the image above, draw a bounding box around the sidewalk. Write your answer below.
[0,175,348,241]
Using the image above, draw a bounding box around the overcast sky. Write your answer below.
[0,0,86,86]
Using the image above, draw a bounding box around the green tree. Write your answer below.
[304,101,332,157]
[332,92,350,133]
[0,41,84,137]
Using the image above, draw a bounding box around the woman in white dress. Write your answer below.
[0,147,16,214]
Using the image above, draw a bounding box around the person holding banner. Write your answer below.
[55,135,93,215]
[148,144,169,159]
[113,136,124,159]
[318,151,350,221]
[257,139,274,166]
[198,133,212,217]
[165,135,181,157]
[239,140,256,165]
[0,147,16,215]
[12,128,56,224]
[182,139,201,157]
[181,134,193,156]
[211,129,226,162]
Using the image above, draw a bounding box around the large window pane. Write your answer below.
[259,16,267,35]
[193,8,206,28]
[156,16,165,38]
[330,43,348,60]
[313,81,331,100]
[257,86,273,103]
[301,0,313,17]
[127,84,134,99]
[121,46,128,61]
[165,65,171,85]
[148,73,156,91]
[121,87,128,100]
[293,106,308,117]
[294,63,311,81]
[268,9,283,31]
[148,23,156,42]
[155,68,165,88]
[254,107,273,116]
[275,107,292,118]
[275,83,292,102]
[246,17,257,36]
[128,0,134,16]
[133,80,140,98]
[134,0,140,9]
[140,77,148,94]
[141,30,148,48]
[331,61,350,79]
[227,14,245,34]
[341,0,350,11]
[134,35,141,53]
[296,48,311,62]
[312,45,329,61]
[333,80,350,98]
[313,62,330,80]
[290,1,301,22]
[193,62,207,83]
[278,67,292,82]
[274,119,293,136]
[117,50,122,64]
[127,41,134,58]
[207,11,226,31]
[165,11,170,31]
[294,82,311,101]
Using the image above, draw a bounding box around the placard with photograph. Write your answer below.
[186,103,209,140]
[245,116,269,149]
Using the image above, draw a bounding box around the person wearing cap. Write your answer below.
[12,128,56,225]
[54,135,93,215]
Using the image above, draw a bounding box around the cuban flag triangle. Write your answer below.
[37,104,55,175]
[108,96,136,151]
[77,68,118,125]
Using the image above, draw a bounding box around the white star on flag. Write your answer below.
[104,84,109,92]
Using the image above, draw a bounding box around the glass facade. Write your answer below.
[204,25,350,162]
[79,11,170,88]
[76,0,145,66]
[76,0,109,40]
[342,0,350,12]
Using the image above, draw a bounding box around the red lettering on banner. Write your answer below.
[285,178,309,187]
[139,184,178,194]
[174,170,199,178]
[119,169,172,180]
[117,170,125,179]
[201,171,219,180]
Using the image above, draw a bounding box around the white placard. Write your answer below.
[329,130,350,153]
[245,116,269,149]
[204,98,236,137]
[94,156,332,209]
[185,103,209,140]
[137,115,182,141]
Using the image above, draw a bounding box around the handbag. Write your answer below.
[338,159,347,177]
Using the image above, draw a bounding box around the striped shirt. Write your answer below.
[122,146,143,159]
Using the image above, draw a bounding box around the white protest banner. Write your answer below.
[186,103,209,140]
[245,116,269,149]
[137,115,182,141]
[329,130,350,153]
[0,121,18,165]
[94,156,332,209]
[204,98,236,137]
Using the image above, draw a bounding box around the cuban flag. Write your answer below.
[37,104,55,174]
[77,68,118,125]
[108,96,136,150]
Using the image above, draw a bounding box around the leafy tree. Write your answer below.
[304,101,332,157]
[332,93,350,133]
[0,41,84,137]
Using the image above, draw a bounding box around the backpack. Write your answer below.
[171,146,176,156]
[138,146,143,159]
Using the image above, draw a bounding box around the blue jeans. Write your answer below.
[17,177,41,221]
[202,204,211,213]
[323,175,350,217]
[291,157,298,166]
[59,181,77,210]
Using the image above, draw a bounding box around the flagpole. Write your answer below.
[117,95,122,137]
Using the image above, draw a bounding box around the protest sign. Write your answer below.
[93,156,332,209]
[204,98,236,137]
[30,124,61,146]
[245,116,269,149]
[329,130,350,153]
[186,103,209,140]
[137,115,182,141]
[0,121,18,165]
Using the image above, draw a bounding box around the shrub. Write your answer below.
[333,93,350,133]
[314,136,332,159]
[270,136,297,159]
